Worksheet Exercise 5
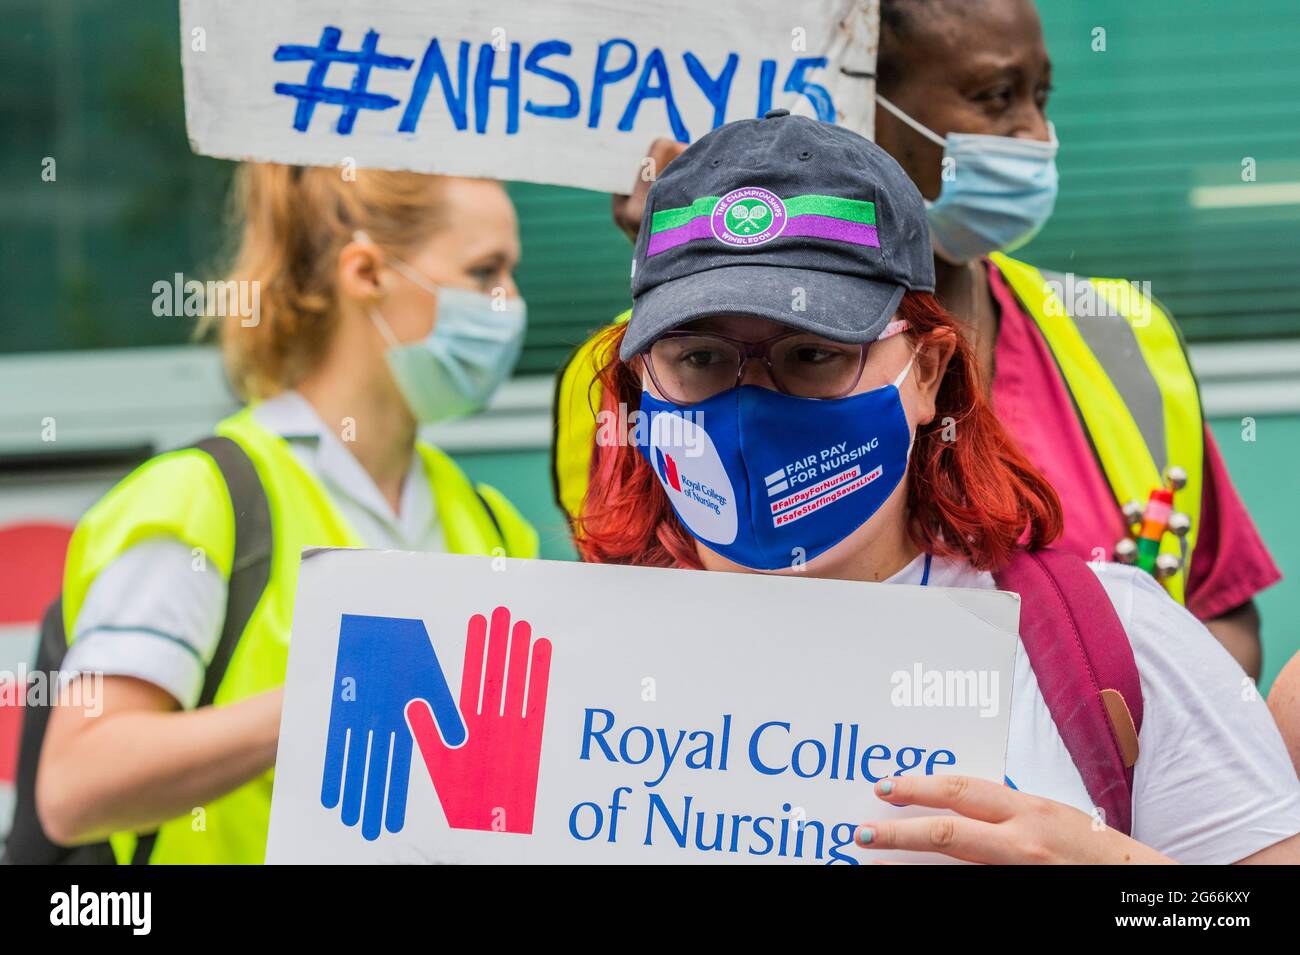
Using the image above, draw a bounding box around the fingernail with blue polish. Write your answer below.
[879,780,894,795]
[857,826,874,845]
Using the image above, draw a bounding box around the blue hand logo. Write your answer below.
[320,613,467,840]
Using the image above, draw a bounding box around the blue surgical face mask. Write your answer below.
[636,357,914,571]
[361,236,527,424]
[875,94,1059,264]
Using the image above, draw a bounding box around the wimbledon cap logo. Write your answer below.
[711,186,787,248]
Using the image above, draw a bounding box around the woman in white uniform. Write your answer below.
[33,165,538,863]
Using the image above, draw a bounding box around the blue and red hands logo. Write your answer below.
[320,606,552,841]
[656,448,682,491]
[406,607,552,835]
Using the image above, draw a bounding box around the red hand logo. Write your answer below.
[405,606,552,834]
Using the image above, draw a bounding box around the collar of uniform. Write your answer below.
[250,390,430,537]
[883,552,989,589]
[251,388,332,442]
[884,551,932,586]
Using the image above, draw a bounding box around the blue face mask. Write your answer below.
[876,94,1059,264]
[636,358,914,571]
[364,241,527,424]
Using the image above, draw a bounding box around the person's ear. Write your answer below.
[336,237,387,306]
[910,330,957,426]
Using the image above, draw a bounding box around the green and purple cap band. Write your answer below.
[646,191,879,257]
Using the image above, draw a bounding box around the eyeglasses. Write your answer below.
[642,321,907,405]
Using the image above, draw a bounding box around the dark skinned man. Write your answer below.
[553,0,1279,678]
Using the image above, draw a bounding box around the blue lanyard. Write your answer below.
[919,553,933,587]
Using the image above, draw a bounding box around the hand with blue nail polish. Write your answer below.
[320,613,466,841]
[856,774,1176,864]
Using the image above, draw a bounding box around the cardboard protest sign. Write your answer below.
[266,550,1020,864]
[180,0,879,192]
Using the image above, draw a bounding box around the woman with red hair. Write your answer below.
[576,112,1300,864]
[581,289,1056,578]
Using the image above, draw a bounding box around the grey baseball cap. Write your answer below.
[621,110,935,360]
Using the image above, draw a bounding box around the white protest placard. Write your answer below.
[180,0,879,192]
[266,550,1020,865]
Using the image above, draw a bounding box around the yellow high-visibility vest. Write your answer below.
[551,253,1204,602]
[62,405,538,864]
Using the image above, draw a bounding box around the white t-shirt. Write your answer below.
[885,551,1300,864]
[61,391,445,709]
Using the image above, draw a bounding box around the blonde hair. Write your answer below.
[207,164,451,399]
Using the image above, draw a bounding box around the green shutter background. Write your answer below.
[1020,0,1300,342]
[506,0,1300,362]
[3,0,1298,357]
[505,185,631,374]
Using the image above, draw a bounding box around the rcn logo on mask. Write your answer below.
[648,412,738,545]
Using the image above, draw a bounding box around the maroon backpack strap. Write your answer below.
[993,547,1144,836]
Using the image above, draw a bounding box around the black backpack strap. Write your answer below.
[1,598,117,864]
[473,486,505,548]
[2,436,272,865]
[189,437,274,705]
[131,436,273,864]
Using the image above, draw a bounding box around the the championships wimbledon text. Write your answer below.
[572,708,960,865]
